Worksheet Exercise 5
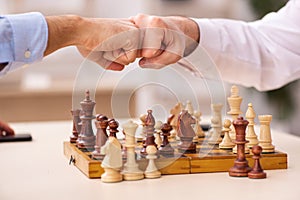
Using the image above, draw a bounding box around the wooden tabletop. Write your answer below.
[0,120,299,200]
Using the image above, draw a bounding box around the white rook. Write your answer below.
[258,115,275,153]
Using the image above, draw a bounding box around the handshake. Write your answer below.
[45,14,200,71]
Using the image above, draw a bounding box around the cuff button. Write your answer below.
[25,50,31,58]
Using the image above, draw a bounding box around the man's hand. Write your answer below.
[132,14,200,69]
[0,119,15,137]
[45,15,140,70]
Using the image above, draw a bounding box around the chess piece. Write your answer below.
[92,114,109,160]
[144,145,161,178]
[169,102,183,140]
[70,109,81,143]
[159,122,175,157]
[100,135,123,183]
[108,119,119,138]
[122,120,144,181]
[219,119,235,149]
[0,119,15,137]
[232,137,250,154]
[245,103,259,148]
[185,100,194,115]
[258,115,275,153]
[141,110,156,155]
[208,117,223,145]
[77,90,96,150]
[193,110,205,138]
[208,104,223,145]
[229,117,252,177]
[177,110,196,153]
[154,121,163,148]
[227,85,243,140]
[248,145,267,179]
[137,114,147,142]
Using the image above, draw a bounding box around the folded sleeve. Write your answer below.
[0,12,48,76]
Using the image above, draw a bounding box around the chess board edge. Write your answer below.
[63,142,287,179]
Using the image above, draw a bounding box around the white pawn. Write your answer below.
[137,114,147,142]
[185,100,194,115]
[193,111,205,138]
[101,136,123,183]
[219,119,235,149]
[154,121,163,148]
[245,103,259,148]
[258,115,275,153]
[169,102,183,141]
[144,145,161,178]
[208,104,223,145]
[122,120,144,181]
[208,116,223,145]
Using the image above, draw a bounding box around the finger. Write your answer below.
[0,120,15,135]
[103,49,138,66]
[133,14,166,58]
[139,28,185,69]
[131,13,149,27]
[103,49,123,63]
[105,62,125,71]
[96,28,140,51]
[139,51,181,69]
[139,57,165,69]
[94,56,125,71]
[77,46,125,70]
[163,28,185,57]
[119,49,138,64]
[142,27,166,57]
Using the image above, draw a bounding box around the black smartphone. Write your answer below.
[0,133,32,142]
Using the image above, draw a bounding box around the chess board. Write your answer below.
[63,136,287,179]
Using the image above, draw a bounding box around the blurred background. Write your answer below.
[2,0,299,136]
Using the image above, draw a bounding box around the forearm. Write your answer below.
[44,15,84,56]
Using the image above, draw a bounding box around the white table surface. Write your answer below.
[1,120,300,200]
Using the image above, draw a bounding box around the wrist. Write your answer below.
[44,15,84,56]
[167,16,200,56]
[183,17,200,56]
[185,18,200,43]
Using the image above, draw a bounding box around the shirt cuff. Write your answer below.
[5,12,48,63]
[191,18,222,58]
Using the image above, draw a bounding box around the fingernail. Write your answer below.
[139,59,146,66]
[140,61,155,69]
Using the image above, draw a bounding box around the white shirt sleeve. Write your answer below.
[194,0,300,91]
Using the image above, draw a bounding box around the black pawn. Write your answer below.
[108,119,119,138]
[159,123,174,157]
[92,114,108,160]
[248,145,267,179]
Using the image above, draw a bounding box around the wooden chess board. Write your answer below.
[63,137,287,178]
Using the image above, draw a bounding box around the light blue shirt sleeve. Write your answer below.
[0,12,48,76]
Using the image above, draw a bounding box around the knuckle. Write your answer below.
[128,56,136,63]
[135,13,147,22]
[142,49,158,58]
[149,16,165,27]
